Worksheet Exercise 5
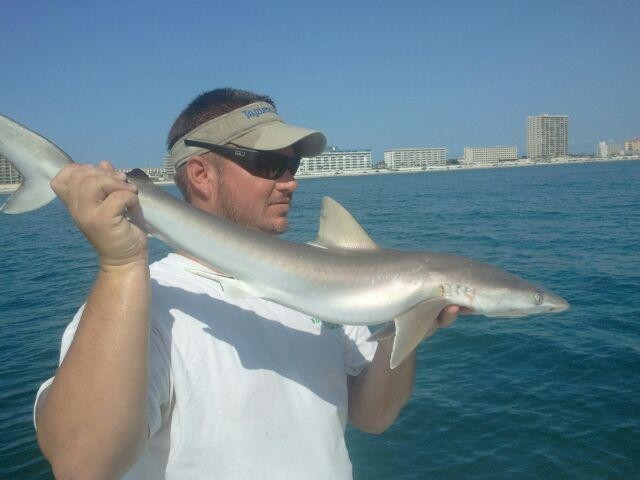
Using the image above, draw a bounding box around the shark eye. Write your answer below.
[534,292,544,305]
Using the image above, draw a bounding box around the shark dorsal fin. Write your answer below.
[126,168,154,184]
[308,196,379,250]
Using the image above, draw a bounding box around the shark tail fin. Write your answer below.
[0,113,73,214]
[389,299,449,369]
[1,175,57,214]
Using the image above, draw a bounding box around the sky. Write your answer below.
[1,0,638,167]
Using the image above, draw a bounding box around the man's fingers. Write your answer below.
[98,161,133,187]
[51,164,134,206]
[50,164,84,198]
[71,176,137,218]
[437,306,458,327]
[95,176,137,199]
[97,161,128,182]
[97,160,115,172]
[99,189,140,220]
[72,168,136,200]
[436,305,474,328]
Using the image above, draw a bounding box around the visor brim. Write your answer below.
[231,122,326,157]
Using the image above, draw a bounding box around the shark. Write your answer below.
[0,113,569,368]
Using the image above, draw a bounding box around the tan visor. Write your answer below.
[170,101,327,169]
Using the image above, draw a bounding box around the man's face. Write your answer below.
[208,146,298,234]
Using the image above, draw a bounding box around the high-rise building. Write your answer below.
[383,147,447,170]
[299,146,372,174]
[596,141,623,158]
[0,156,22,184]
[462,146,517,164]
[527,114,568,159]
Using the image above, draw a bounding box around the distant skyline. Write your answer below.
[1,0,638,167]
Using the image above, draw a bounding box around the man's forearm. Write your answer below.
[36,262,150,480]
[348,338,415,434]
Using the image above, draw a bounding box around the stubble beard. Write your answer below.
[216,174,289,235]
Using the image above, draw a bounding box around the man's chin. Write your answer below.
[269,218,289,234]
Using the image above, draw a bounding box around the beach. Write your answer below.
[2,155,637,193]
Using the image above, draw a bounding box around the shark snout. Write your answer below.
[544,293,570,313]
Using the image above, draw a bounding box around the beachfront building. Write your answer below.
[383,147,447,170]
[299,146,372,175]
[462,146,517,165]
[163,154,175,178]
[143,168,167,181]
[596,141,623,158]
[624,137,640,153]
[0,155,22,184]
[527,114,568,159]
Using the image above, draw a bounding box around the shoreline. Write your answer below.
[295,155,639,179]
[1,156,638,194]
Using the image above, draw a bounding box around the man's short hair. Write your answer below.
[167,88,275,202]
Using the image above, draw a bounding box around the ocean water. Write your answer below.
[1,161,639,479]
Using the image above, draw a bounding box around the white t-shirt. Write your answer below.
[35,253,377,479]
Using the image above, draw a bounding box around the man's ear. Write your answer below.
[185,155,218,202]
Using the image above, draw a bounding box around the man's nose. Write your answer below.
[275,168,298,192]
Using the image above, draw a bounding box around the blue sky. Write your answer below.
[1,0,638,167]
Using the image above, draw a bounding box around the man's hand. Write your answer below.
[415,304,473,343]
[436,305,473,328]
[50,161,148,268]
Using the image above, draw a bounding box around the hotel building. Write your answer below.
[624,138,640,153]
[462,146,518,164]
[383,147,447,170]
[596,141,623,158]
[0,156,22,184]
[163,154,175,178]
[527,114,568,159]
[299,146,372,175]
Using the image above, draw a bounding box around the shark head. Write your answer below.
[470,273,570,317]
[423,253,570,319]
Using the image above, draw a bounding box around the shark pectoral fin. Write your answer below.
[187,267,234,280]
[217,280,262,298]
[367,322,396,342]
[390,299,449,369]
[1,180,56,214]
[187,268,260,298]
[305,241,328,249]
[310,196,379,250]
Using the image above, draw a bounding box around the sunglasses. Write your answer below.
[184,139,301,180]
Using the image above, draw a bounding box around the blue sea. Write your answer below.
[1,161,639,479]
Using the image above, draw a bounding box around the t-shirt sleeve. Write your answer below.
[341,324,377,376]
[33,305,173,438]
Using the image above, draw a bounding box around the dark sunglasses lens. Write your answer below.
[254,154,300,179]
[288,157,301,175]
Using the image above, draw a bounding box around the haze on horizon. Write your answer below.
[0,0,638,167]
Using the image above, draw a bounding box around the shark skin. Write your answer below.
[0,113,569,368]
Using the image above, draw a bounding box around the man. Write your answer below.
[34,88,462,479]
